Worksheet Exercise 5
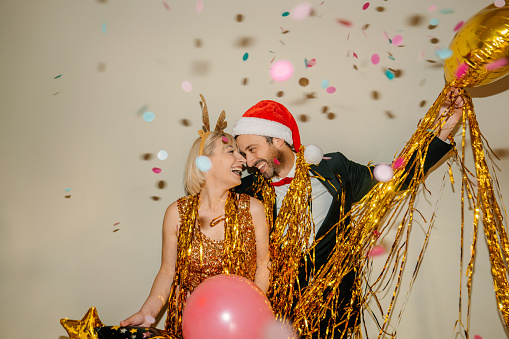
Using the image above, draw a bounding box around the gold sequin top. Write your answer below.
[177,193,257,292]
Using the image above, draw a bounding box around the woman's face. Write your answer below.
[206,137,246,189]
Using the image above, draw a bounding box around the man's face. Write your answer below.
[236,134,284,179]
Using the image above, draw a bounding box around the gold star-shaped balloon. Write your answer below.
[60,307,104,339]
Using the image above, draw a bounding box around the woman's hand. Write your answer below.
[437,87,464,141]
[120,312,156,327]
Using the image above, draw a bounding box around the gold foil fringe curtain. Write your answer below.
[262,84,508,338]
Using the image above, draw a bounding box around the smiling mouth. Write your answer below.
[254,161,266,172]
[231,167,242,176]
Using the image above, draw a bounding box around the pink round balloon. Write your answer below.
[182,274,274,339]
[270,60,294,82]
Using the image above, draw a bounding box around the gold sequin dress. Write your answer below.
[184,193,257,291]
[161,192,257,338]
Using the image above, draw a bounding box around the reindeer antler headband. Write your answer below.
[198,94,227,155]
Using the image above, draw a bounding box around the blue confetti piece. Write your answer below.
[102,22,107,34]
[304,58,308,68]
[54,74,62,79]
[430,18,439,26]
[388,55,395,60]
[196,155,212,172]
[65,188,71,192]
[435,48,453,59]
[143,112,155,122]
[282,12,290,17]
[321,79,329,88]
[385,70,395,80]
[242,52,249,61]
[440,8,454,14]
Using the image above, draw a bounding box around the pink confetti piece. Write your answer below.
[162,1,170,10]
[347,32,351,40]
[353,52,358,59]
[307,58,317,67]
[418,47,425,61]
[196,0,203,12]
[113,222,120,226]
[373,230,381,238]
[371,53,380,65]
[486,58,508,71]
[455,62,469,79]
[392,157,405,169]
[274,158,281,165]
[474,335,483,339]
[290,2,313,20]
[181,80,193,92]
[382,31,390,42]
[362,2,370,10]
[494,0,506,8]
[428,4,437,12]
[326,86,336,94]
[369,245,386,257]
[221,136,229,142]
[270,60,294,82]
[337,18,353,27]
[152,167,162,174]
[322,156,332,160]
[454,21,464,32]
[392,35,403,46]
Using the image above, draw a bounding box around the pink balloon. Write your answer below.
[182,274,274,339]
[270,60,294,82]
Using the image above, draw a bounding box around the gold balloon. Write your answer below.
[60,307,104,339]
[445,3,509,87]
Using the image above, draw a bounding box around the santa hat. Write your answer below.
[232,100,323,164]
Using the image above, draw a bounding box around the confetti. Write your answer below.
[362,2,370,10]
[113,222,120,226]
[454,21,464,31]
[322,156,332,160]
[373,230,381,238]
[392,35,403,46]
[54,74,62,79]
[388,55,395,61]
[456,62,469,79]
[336,18,352,27]
[373,163,393,182]
[434,48,453,59]
[326,86,336,94]
[65,195,71,199]
[290,2,312,20]
[369,245,386,257]
[371,53,380,65]
[113,229,120,232]
[430,18,439,26]
[299,78,309,86]
[152,167,162,174]
[274,158,281,165]
[157,150,168,160]
[65,188,71,192]
[102,22,107,34]
[181,80,193,92]
[163,1,170,10]
[306,58,316,67]
[440,8,454,14]
[196,155,212,172]
[282,11,290,17]
[385,69,395,80]
[196,0,203,12]
[353,52,358,59]
[494,0,506,8]
[382,31,390,42]
[474,336,483,339]
[242,52,249,61]
[486,58,509,70]
[221,136,229,142]
[270,60,294,82]
[143,112,155,122]
[392,157,405,169]
[321,79,329,88]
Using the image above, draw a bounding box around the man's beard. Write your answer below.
[255,147,288,179]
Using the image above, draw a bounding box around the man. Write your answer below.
[232,92,463,338]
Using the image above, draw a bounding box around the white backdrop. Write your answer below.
[1,0,508,338]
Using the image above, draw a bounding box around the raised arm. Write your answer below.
[120,201,179,327]
[436,87,464,141]
[250,196,270,294]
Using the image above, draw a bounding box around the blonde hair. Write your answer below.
[184,131,236,195]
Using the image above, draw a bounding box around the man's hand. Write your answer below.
[436,87,464,141]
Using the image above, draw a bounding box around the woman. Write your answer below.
[119,99,270,337]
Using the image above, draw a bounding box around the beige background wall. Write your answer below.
[1,0,508,338]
